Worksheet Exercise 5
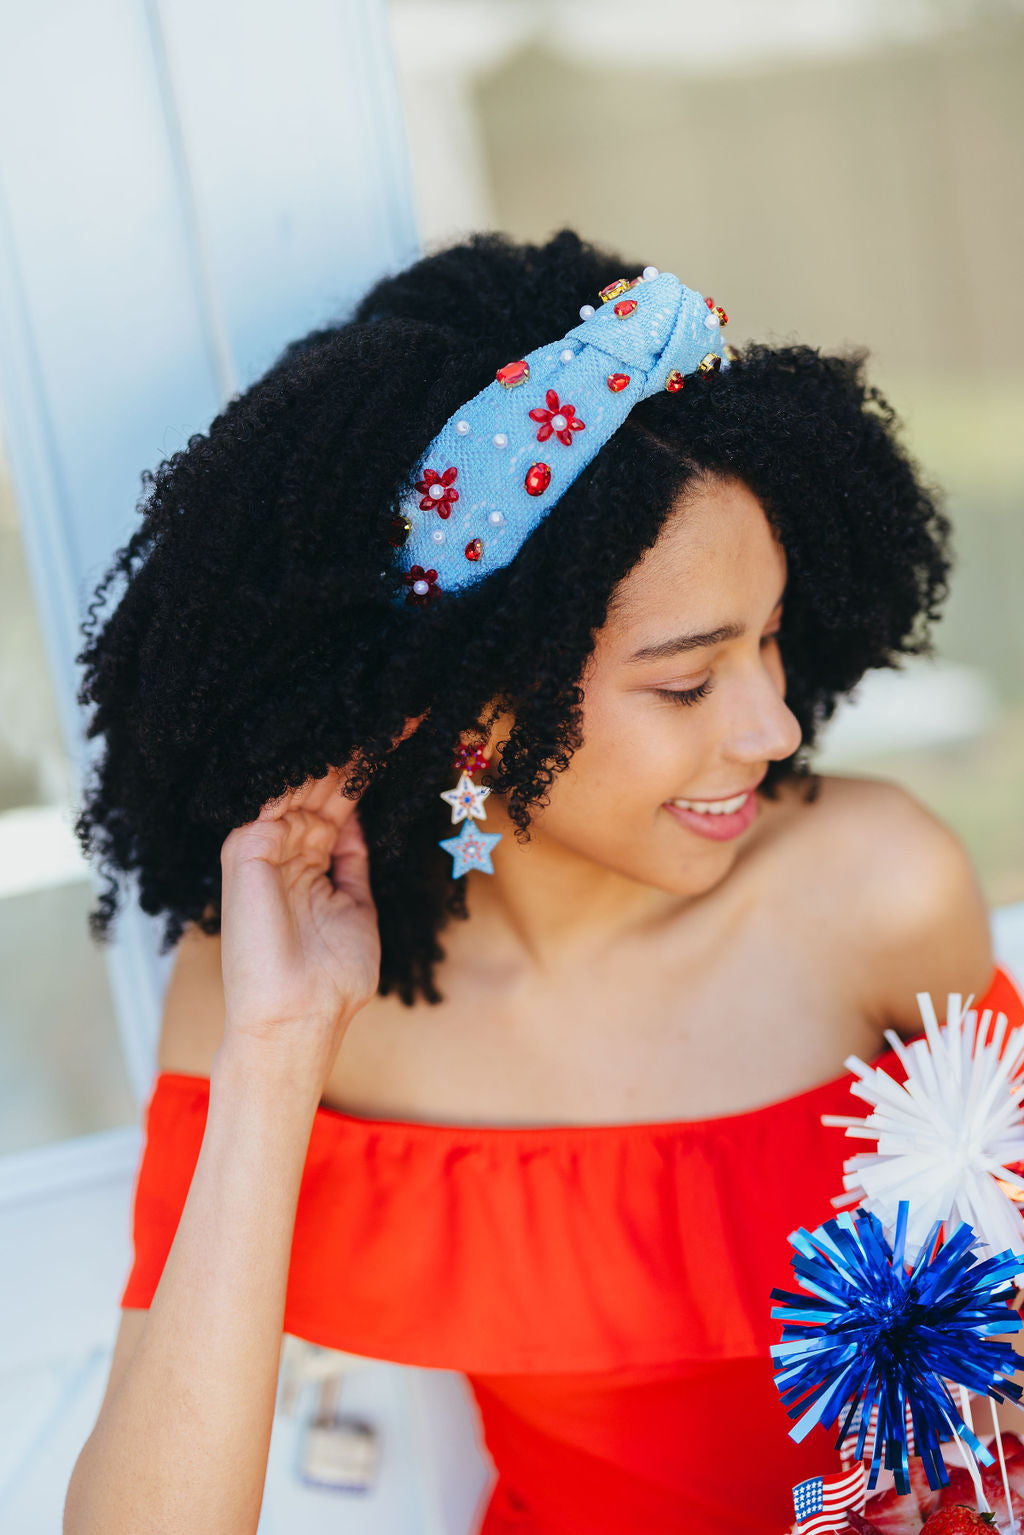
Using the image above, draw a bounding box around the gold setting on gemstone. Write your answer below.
[388,514,412,546]
[598,277,631,304]
[496,359,530,389]
[524,462,552,497]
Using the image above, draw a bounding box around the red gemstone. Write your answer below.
[387,515,411,547]
[665,370,685,392]
[613,299,637,319]
[465,538,483,562]
[705,296,715,309]
[607,373,630,392]
[714,306,729,326]
[525,462,551,497]
[496,359,530,388]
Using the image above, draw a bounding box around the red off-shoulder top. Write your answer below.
[120,965,1024,1534]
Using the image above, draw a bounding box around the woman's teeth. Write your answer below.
[670,792,749,816]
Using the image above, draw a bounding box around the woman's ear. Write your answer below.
[472,704,514,772]
[394,713,427,747]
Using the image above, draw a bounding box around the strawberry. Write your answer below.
[934,1469,978,1509]
[920,1505,995,1531]
[995,1434,1024,1502]
[979,1456,1024,1523]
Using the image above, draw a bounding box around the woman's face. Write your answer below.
[487,473,803,898]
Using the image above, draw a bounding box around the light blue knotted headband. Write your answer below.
[390,268,731,607]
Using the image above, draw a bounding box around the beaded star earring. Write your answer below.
[438,742,502,877]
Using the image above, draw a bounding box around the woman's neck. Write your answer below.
[461,803,706,974]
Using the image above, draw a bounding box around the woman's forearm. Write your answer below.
[65,1040,323,1535]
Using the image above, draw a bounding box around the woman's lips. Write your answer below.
[663,789,760,842]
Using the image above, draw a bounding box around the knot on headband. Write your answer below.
[391,269,731,606]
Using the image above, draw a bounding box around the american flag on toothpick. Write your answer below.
[839,1399,916,1468]
[792,1465,866,1535]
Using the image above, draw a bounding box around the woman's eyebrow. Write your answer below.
[625,585,787,665]
[627,622,744,663]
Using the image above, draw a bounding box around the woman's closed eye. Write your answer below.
[655,678,715,707]
[652,630,782,707]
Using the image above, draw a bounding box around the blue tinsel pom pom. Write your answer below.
[771,1202,1024,1494]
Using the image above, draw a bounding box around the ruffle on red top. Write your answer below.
[120,965,1024,1377]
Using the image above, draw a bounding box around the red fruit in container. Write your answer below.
[909,1457,942,1519]
[978,1454,1024,1523]
[921,1506,996,1530]
[934,1469,977,1509]
[848,1512,893,1535]
[863,1483,926,1532]
[995,1432,1024,1500]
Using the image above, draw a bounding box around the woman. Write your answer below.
[63,230,1020,1534]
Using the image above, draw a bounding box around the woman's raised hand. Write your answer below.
[218,763,382,1091]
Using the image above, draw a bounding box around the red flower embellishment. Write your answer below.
[403,565,441,608]
[453,743,490,774]
[529,390,585,447]
[415,466,459,518]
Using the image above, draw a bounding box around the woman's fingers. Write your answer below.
[255,765,349,827]
[329,810,373,905]
[254,714,425,826]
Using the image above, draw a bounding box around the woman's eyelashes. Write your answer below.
[653,630,782,708]
[656,678,714,707]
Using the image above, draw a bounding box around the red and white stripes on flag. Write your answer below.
[793,1464,867,1535]
[839,1401,916,1469]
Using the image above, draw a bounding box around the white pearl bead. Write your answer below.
[455,419,470,435]
[429,484,445,499]
[551,414,567,431]
[705,311,719,328]
[488,511,503,525]
[492,432,508,448]
[560,349,574,363]
[412,580,429,595]
[642,266,659,281]
[579,304,595,320]
[432,529,444,543]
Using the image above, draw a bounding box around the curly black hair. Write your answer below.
[75,228,952,1004]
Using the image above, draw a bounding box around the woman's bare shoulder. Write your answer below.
[769,768,971,858]
[777,771,995,1031]
[156,924,226,1078]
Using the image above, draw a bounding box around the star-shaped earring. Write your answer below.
[438,821,502,878]
[440,771,491,824]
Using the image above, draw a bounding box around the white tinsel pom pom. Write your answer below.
[823,991,1024,1278]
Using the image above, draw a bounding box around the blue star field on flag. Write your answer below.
[792,1466,866,1534]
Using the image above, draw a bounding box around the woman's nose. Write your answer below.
[721,664,803,765]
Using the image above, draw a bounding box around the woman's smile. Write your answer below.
[663,789,760,841]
